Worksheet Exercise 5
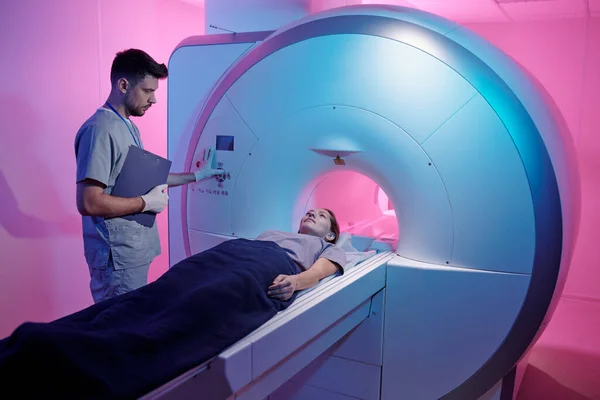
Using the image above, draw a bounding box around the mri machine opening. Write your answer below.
[162,4,581,400]
[303,170,399,249]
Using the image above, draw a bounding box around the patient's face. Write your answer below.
[299,208,333,240]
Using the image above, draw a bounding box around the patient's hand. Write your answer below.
[268,274,298,301]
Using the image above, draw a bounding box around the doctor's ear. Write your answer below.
[117,78,129,94]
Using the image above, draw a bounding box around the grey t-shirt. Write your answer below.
[256,230,348,274]
[74,108,161,270]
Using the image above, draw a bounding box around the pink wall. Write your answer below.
[464,17,600,400]
[309,0,362,13]
[0,0,204,337]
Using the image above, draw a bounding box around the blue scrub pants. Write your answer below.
[88,254,151,303]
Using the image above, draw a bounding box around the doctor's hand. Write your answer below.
[268,274,299,301]
[194,146,222,182]
[141,184,169,213]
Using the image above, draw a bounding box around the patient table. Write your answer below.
[143,251,394,400]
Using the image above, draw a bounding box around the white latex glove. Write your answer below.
[194,146,222,182]
[141,184,169,213]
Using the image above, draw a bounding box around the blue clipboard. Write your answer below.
[110,145,172,228]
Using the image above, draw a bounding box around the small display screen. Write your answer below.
[216,135,234,151]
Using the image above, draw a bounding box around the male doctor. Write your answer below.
[74,49,219,303]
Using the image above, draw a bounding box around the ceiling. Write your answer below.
[182,0,599,23]
[361,0,596,23]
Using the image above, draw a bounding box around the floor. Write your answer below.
[516,297,600,400]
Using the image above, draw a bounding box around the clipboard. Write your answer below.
[110,145,172,227]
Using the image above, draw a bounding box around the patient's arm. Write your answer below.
[267,258,340,301]
[295,258,340,290]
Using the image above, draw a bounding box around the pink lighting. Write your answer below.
[377,187,396,217]
[0,1,598,398]
[305,171,399,247]
[359,0,589,22]
[0,0,205,337]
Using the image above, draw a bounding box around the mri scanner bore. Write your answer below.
[305,170,399,248]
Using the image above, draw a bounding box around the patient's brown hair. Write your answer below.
[324,208,340,244]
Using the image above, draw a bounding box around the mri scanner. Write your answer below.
[146,5,581,400]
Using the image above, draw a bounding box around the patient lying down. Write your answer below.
[262,208,346,300]
[0,208,346,400]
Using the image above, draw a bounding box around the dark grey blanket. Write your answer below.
[0,238,300,399]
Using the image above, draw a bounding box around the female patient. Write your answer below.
[0,208,346,400]
[262,207,346,300]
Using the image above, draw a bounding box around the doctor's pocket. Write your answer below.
[104,218,158,270]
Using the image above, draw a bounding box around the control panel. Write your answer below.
[192,133,238,197]
[195,157,232,197]
[186,95,258,236]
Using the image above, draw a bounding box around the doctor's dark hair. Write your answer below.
[324,208,341,245]
[110,49,168,86]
